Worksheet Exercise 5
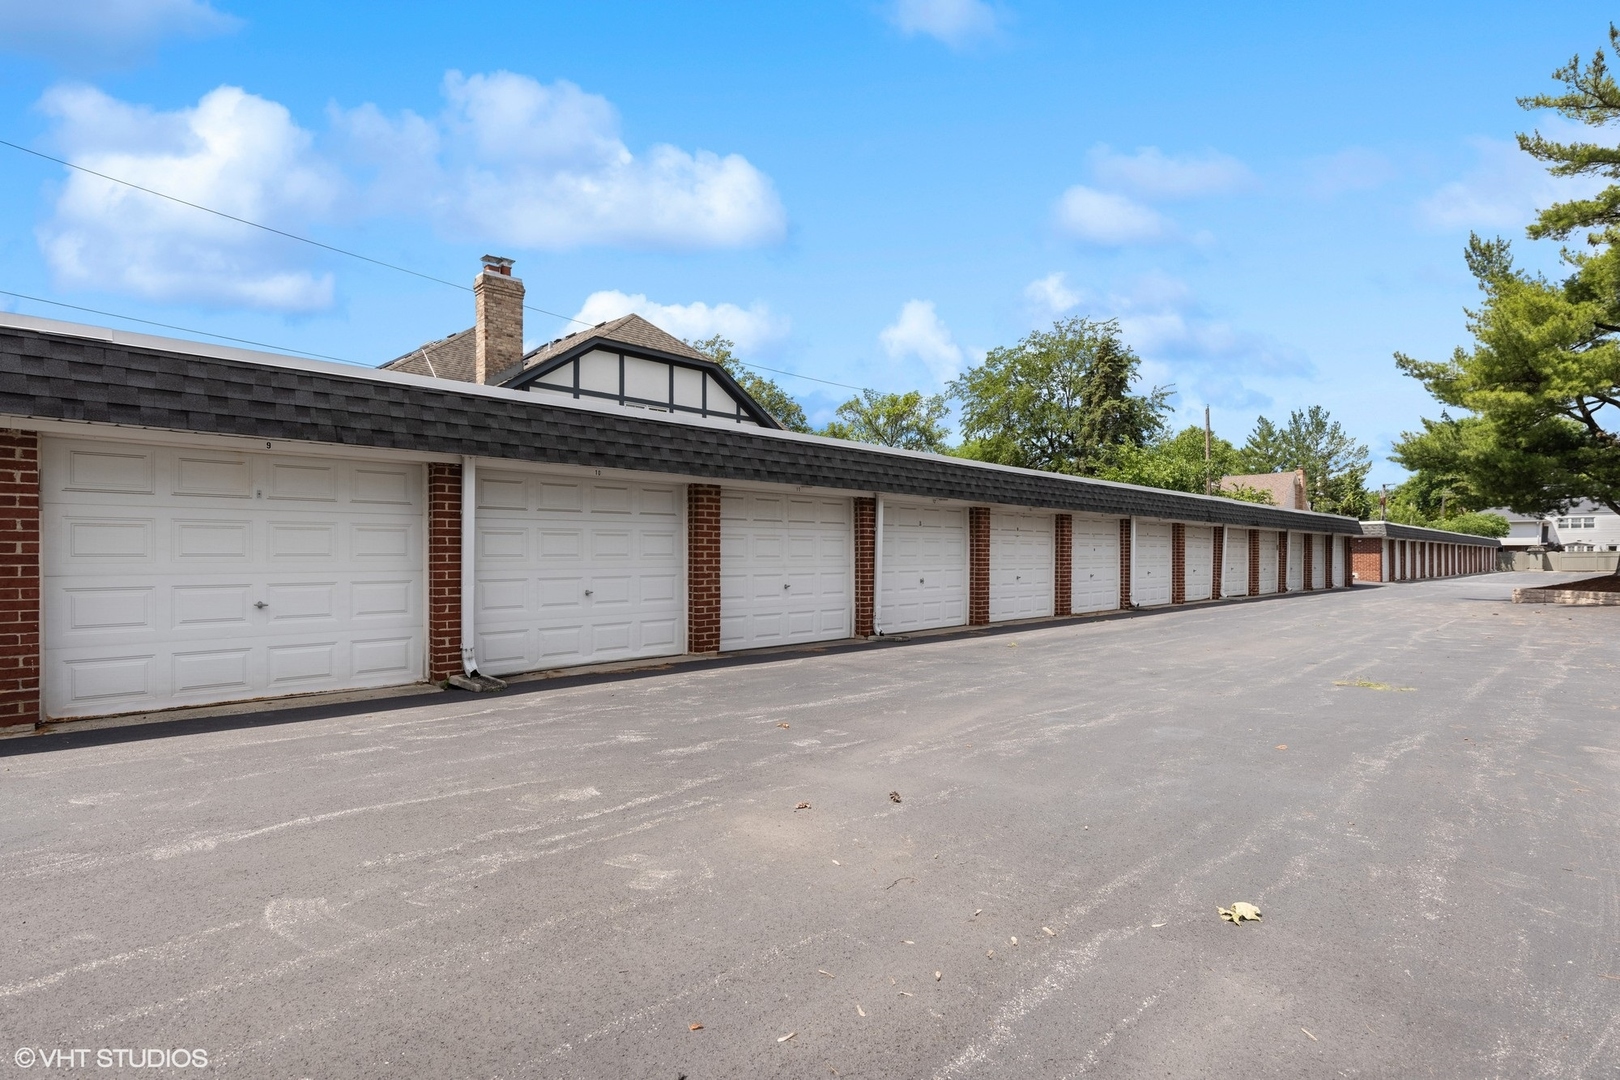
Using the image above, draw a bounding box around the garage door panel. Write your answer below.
[476,470,684,676]
[722,493,851,650]
[1135,522,1173,606]
[44,439,426,719]
[990,512,1054,622]
[1185,526,1214,602]
[1258,531,1279,593]
[1222,528,1248,597]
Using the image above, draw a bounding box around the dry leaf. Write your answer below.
[889,791,902,803]
[1007,641,1018,648]
[777,1031,797,1043]
[856,1003,866,1016]
[986,949,994,958]
[1042,926,1055,937]
[973,909,983,917]
[777,722,790,729]
[1218,901,1262,924]
[689,1023,703,1031]
[1275,744,1288,750]
[934,970,942,981]
[795,801,811,810]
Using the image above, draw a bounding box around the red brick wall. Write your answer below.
[426,463,462,683]
[0,430,39,730]
[1211,526,1225,599]
[1323,534,1334,589]
[1248,529,1261,595]
[1277,532,1289,593]
[1118,518,1133,609]
[1170,523,1186,604]
[1302,532,1315,591]
[854,497,875,637]
[688,484,723,652]
[968,507,991,625]
[1054,513,1072,617]
[1351,537,1381,583]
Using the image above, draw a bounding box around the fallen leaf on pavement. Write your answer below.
[777,1031,796,1043]
[777,722,790,729]
[1042,926,1056,937]
[689,1024,703,1032]
[889,791,902,803]
[795,802,811,810]
[1218,902,1262,924]
[1275,744,1288,750]
[856,1003,866,1016]
[934,971,942,981]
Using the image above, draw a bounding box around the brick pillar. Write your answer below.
[1170,523,1186,604]
[968,507,991,625]
[0,430,39,732]
[1211,526,1225,599]
[1351,537,1381,584]
[1053,514,1072,617]
[1277,532,1289,593]
[1323,533,1334,589]
[688,484,722,652]
[1302,533,1315,591]
[854,497,875,637]
[1118,518,1133,609]
[426,463,462,683]
[1248,529,1261,595]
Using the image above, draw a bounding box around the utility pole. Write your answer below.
[1379,484,1388,521]
[1204,405,1212,496]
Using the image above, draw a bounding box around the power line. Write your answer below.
[0,137,590,328]
[0,137,877,395]
[0,289,363,365]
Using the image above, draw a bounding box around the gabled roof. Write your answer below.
[512,313,708,376]
[381,327,476,382]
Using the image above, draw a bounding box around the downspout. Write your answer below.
[1129,517,1138,608]
[452,455,506,692]
[873,495,885,635]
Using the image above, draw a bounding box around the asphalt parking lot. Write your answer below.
[3,573,1617,1079]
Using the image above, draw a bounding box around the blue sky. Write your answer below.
[0,1,1612,487]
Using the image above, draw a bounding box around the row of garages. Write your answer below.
[44,435,1366,720]
[2,314,1501,729]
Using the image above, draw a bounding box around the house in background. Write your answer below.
[1220,469,1309,509]
[1490,501,1620,552]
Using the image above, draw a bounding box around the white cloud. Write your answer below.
[338,70,786,250]
[1418,135,1605,232]
[879,299,963,381]
[571,291,788,354]
[1303,147,1396,199]
[36,83,341,311]
[1053,185,1172,246]
[0,0,238,62]
[889,0,999,47]
[1023,271,1085,318]
[1088,145,1253,199]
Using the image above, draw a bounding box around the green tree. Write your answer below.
[1101,425,1270,501]
[821,389,950,452]
[950,317,1169,474]
[1394,31,1620,521]
[1237,406,1373,516]
[688,335,813,433]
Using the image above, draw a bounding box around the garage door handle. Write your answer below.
[584,589,593,597]
[783,583,790,589]
[254,601,268,609]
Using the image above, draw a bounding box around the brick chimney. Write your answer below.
[474,255,523,384]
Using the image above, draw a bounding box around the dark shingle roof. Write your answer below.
[0,317,1367,535]
[380,327,477,382]
[383,313,707,387]
[1356,521,1500,546]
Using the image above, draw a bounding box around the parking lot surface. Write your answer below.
[3,574,1617,1078]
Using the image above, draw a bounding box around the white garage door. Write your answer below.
[1287,532,1304,591]
[1333,538,1348,587]
[879,501,966,634]
[1184,526,1214,602]
[721,492,851,649]
[1135,521,1173,606]
[474,470,682,676]
[1311,535,1328,589]
[43,438,424,720]
[989,511,1053,622]
[1258,530,1279,594]
[1072,515,1120,614]
[1223,527,1249,597]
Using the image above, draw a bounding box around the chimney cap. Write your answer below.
[481,254,515,275]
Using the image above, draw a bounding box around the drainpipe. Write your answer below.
[873,495,885,635]
[1129,517,1138,608]
[453,455,505,692]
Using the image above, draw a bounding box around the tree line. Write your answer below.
[693,321,1501,533]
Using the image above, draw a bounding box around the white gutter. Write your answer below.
[873,495,884,635]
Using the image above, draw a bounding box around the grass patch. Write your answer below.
[1334,679,1415,692]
